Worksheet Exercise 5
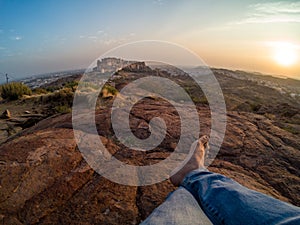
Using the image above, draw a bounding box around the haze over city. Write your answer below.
[0,0,300,80]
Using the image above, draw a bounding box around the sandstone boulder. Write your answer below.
[0,99,299,224]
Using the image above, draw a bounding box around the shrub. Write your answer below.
[43,88,74,107]
[192,96,208,105]
[64,81,79,91]
[0,82,32,100]
[46,86,58,92]
[55,105,72,114]
[79,82,98,90]
[100,84,118,98]
[33,88,48,94]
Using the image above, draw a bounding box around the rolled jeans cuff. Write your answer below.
[180,167,209,186]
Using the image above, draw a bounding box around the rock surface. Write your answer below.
[1,109,11,119]
[0,97,299,224]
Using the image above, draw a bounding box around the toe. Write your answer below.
[199,135,209,149]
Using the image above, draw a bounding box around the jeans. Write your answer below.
[182,169,300,225]
[141,186,212,225]
[142,169,300,225]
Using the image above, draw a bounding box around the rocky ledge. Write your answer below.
[0,98,299,224]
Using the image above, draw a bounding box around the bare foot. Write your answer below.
[170,135,209,186]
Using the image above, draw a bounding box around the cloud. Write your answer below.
[153,0,164,5]
[252,1,300,14]
[266,41,300,50]
[12,36,22,41]
[233,1,300,25]
[87,36,99,43]
[79,31,136,45]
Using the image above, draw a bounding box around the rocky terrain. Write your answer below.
[0,62,299,224]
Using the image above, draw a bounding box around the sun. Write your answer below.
[272,42,298,67]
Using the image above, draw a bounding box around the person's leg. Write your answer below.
[140,187,212,225]
[171,136,300,225]
[180,169,300,225]
[141,136,213,225]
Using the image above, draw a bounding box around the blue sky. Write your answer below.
[0,0,300,80]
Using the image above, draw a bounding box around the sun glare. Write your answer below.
[272,42,298,67]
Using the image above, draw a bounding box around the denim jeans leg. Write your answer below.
[140,186,213,225]
[181,169,300,225]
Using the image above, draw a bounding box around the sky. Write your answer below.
[0,0,300,81]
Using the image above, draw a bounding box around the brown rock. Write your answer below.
[1,109,11,119]
[0,97,299,224]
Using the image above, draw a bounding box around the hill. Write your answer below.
[0,62,299,224]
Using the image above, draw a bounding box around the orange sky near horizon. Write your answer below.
[173,24,300,79]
